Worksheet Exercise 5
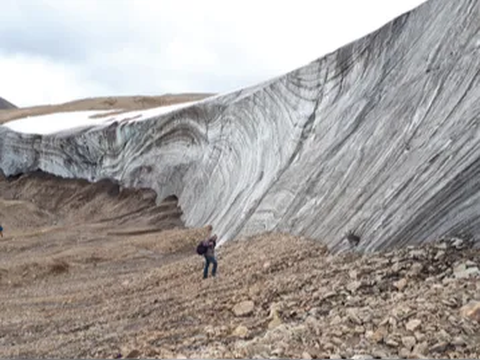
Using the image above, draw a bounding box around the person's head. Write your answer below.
[211,234,218,242]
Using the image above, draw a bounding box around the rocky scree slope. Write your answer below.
[112,236,480,360]
[1,231,479,359]
[1,0,480,251]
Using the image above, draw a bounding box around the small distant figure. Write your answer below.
[196,225,218,279]
[203,234,218,279]
[0,225,3,238]
[344,230,360,247]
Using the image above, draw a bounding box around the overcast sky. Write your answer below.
[0,0,426,108]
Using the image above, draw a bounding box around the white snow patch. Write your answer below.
[2,100,202,135]
[3,110,114,135]
[104,100,202,125]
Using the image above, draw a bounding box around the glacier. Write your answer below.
[1,0,480,251]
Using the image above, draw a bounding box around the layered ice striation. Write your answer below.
[1,0,480,251]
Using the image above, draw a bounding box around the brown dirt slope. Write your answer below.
[0,172,480,359]
[0,93,214,124]
[0,97,17,110]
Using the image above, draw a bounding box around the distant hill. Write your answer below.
[0,97,17,110]
[0,94,213,124]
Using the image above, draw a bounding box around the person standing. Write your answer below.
[203,233,218,279]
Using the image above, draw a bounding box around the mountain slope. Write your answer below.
[1,0,480,251]
[0,97,17,110]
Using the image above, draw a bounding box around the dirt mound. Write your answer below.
[0,97,17,110]
[0,171,190,288]
[0,171,183,231]
[0,93,214,124]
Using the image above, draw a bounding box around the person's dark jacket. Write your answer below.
[205,237,216,257]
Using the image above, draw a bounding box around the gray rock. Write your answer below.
[398,348,411,359]
[232,325,249,338]
[347,281,362,293]
[347,308,363,325]
[429,341,449,353]
[401,336,416,350]
[409,263,423,276]
[385,339,399,348]
[232,300,255,317]
[351,355,373,360]
[125,349,141,359]
[453,264,480,279]
[371,350,388,359]
[329,354,343,360]
[460,300,480,323]
[405,319,422,332]
[451,336,467,347]
[302,351,313,359]
[412,341,428,356]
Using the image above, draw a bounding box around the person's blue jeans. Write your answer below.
[204,255,217,278]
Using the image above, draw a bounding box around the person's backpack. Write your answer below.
[196,241,208,255]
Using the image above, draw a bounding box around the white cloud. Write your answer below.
[0,0,427,107]
[0,51,110,107]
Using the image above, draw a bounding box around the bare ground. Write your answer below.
[0,173,480,359]
[0,93,214,124]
